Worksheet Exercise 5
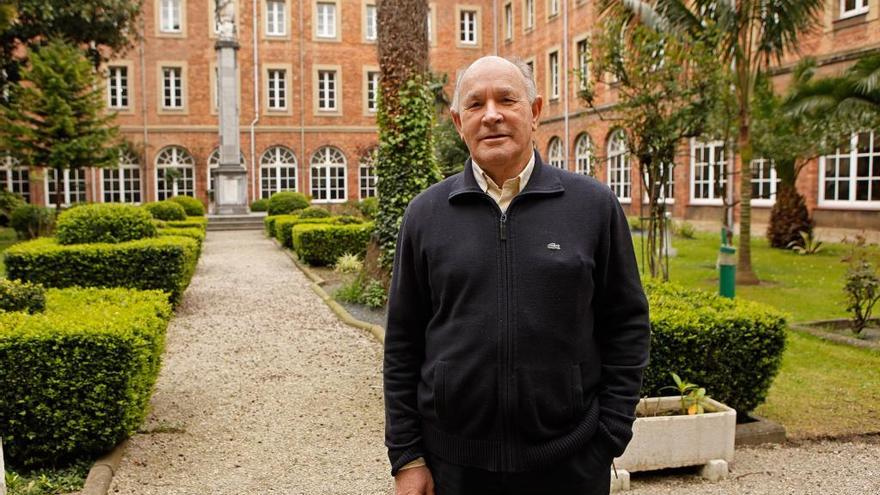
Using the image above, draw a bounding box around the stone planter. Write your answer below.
[610,396,736,491]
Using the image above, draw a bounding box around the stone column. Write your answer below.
[212,1,248,214]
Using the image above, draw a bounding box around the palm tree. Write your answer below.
[787,53,880,123]
[605,0,824,284]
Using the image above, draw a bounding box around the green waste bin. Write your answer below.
[719,244,736,298]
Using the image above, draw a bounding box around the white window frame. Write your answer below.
[267,68,288,111]
[316,68,338,112]
[310,146,348,203]
[102,152,142,204]
[548,50,560,100]
[819,131,880,209]
[107,66,129,109]
[159,0,183,33]
[574,133,593,176]
[523,0,535,31]
[160,65,185,110]
[575,36,589,91]
[364,69,380,114]
[359,149,377,199]
[459,9,477,45]
[266,0,287,36]
[427,3,437,46]
[364,2,377,42]
[155,146,196,201]
[0,153,30,202]
[607,131,631,203]
[45,168,88,207]
[689,138,727,205]
[504,2,513,41]
[840,0,869,19]
[547,137,564,169]
[547,0,560,18]
[260,146,298,198]
[750,158,777,207]
[315,1,338,39]
[642,163,675,205]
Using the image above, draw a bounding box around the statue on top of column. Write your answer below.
[216,0,236,39]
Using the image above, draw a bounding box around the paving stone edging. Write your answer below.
[275,240,386,344]
[791,321,880,352]
[80,440,127,495]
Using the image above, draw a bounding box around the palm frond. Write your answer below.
[850,54,880,94]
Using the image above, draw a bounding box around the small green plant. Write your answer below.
[168,195,205,217]
[333,253,363,274]
[267,191,309,216]
[788,230,823,255]
[334,273,387,309]
[675,220,696,239]
[298,206,331,219]
[627,216,643,232]
[4,460,90,495]
[10,204,55,240]
[142,201,187,221]
[660,372,710,415]
[250,198,269,212]
[362,279,388,309]
[842,234,880,335]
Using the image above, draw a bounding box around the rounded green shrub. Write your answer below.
[168,195,206,216]
[267,191,309,216]
[10,204,55,240]
[298,206,331,219]
[292,222,373,266]
[643,281,787,415]
[55,203,157,245]
[142,200,187,221]
[0,190,26,227]
[0,279,46,314]
[250,198,270,212]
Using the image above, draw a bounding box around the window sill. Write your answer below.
[833,12,869,30]
[816,201,880,211]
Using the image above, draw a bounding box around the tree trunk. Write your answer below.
[736,109,759,285]
[767,182,812,249]
[55,168,64,212]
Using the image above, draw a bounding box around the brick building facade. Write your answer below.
[2,0,878,229]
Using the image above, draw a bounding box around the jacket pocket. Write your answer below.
[433,360,499,437]
[515,364,582,441]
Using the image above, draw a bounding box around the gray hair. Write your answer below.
[450,56,537,113]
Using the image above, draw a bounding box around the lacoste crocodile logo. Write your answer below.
[547,242,561,250]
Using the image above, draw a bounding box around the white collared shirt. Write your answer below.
[471,153,535,213]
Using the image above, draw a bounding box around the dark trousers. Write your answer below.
[427,446,612,495]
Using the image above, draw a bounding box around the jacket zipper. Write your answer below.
[498,210,510,470]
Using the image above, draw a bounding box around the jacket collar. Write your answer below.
[448,149,564,202]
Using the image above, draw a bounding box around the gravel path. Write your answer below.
[108,230,880,495]
[110,230,391,494]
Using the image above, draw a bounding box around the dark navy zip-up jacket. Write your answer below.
[383,151,650,476]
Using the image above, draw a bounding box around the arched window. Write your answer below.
[310,146,347,202]
[155,146,195,200]
[359,148,377,199]
[547,137,565,168]
[607,131,631,201]
[103,150,142,203]
[574,133,593,176]
[260,146,298,199]
[207,148,246,194]
[47,168,87,206]
[0,153,30,202]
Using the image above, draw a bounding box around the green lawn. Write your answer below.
[634,230,880,438]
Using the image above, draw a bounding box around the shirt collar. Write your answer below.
[471,152,536,193]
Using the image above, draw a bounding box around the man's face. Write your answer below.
[451,59,543,171]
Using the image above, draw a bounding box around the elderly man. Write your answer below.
[384,56,650,495]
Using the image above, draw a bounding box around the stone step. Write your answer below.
[206,213,266,231]
[207,222,264,231]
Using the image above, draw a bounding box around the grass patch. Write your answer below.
[637,230,880,438]
[4,460,90,495]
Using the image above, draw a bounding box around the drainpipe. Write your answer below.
[249,0,260,204]
[492,0,498,55]
[299,0,306,193]
[562,0,569,170]
[139,17,150,201]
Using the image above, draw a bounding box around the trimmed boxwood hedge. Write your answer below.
[643,281,787,415]
[264,214,294,238]
[292,222,374,266]
[267,191,309,216]
[298,206,331,219]
[0,287,172,466]
[158,227,205,251]
[166,217,208,231]
[0,279,46,314]
[275,216,342,249]
[4,236,199,305]
[142,201,187,221]
[168,196,205,217]
[55,204,157,245]
[250,198,269,212]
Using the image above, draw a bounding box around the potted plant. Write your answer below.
[611,373,736,490]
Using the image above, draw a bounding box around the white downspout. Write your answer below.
[299,0,306,193]
[249,0,260,204]
[492,0,498,55]
[562,0,569,169]
[139,17,150,201]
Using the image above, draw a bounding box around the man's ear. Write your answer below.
[530,95,543,131]
[451,110,465,139]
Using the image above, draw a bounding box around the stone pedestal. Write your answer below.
[212,165,248,214]
[213,28,247,214]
